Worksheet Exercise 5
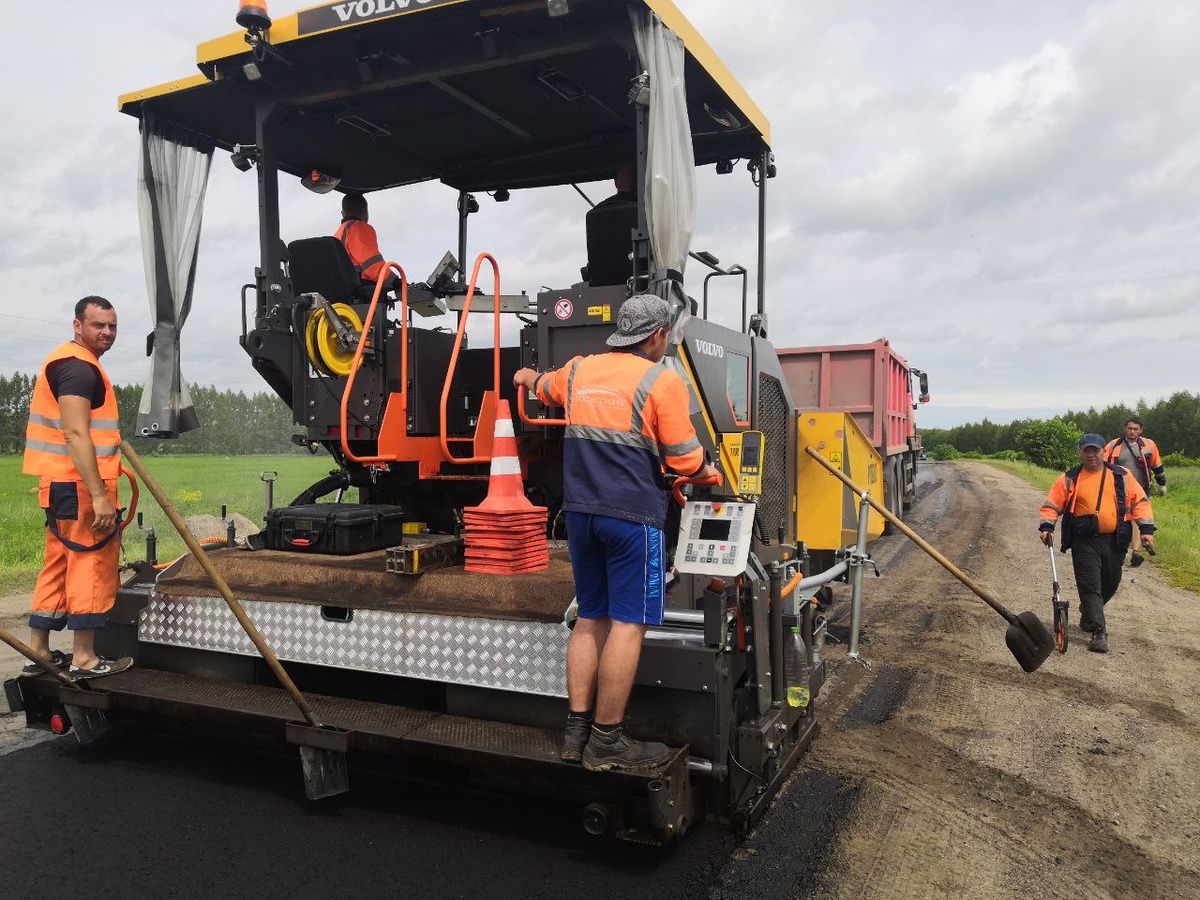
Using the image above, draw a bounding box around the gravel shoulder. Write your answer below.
[793,460,1199,900]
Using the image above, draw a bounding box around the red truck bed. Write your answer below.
[776,339,915,458]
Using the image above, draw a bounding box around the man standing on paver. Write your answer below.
[22,296,133,680]
[1038,434,1156,654]
[1103,416,1167,567]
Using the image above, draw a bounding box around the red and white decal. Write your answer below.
[554,298,574,320]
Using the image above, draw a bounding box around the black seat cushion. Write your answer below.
[585,198,638,287]
[288,236,370,303]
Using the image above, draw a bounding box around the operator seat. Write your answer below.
[288,236,373,304]
[584,198,638,287]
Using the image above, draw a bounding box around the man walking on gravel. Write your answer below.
[22,296,133,680]
[1103,416,1167,567]
[1038,433,1156,653]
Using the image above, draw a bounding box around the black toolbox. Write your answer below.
[264,503,408,555]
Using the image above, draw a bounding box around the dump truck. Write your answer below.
[6,0,890,843]
[779,339,929,534]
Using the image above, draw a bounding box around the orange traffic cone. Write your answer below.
[463,399,548,574]
[474,400,535,511]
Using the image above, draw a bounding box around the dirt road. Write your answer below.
[794,460,1199,900]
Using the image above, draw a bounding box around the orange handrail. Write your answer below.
[438,253,502,464]
[340,263,408,465]
[671,471,724,508]
[516,385,568,428]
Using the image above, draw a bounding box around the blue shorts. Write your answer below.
[565,511,665,625]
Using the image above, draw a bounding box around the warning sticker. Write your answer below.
[828,451,843,466]
[587,304,612,322]
[554,299,573,320]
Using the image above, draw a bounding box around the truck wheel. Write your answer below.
[882,462,900,534]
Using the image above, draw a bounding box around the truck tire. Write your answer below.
[882,459,901,534]
[902,453,914,512]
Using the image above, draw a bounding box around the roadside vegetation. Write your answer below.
[0,455,340,591]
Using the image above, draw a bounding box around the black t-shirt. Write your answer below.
[46,357,105,409]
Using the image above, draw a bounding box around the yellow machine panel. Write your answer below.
[796,413,885,550]
[719,431,765,495]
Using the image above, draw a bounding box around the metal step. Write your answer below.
[19,667,682,785]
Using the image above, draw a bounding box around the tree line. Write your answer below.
[921,391,1200,470]
[0,372,303,456]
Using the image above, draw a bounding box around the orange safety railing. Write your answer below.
[516,383,568,428]
[438,253,504,465]
[339,262,408,466]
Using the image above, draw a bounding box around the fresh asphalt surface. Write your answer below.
[0,723,855,900]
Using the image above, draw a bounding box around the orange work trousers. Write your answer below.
[30,478,120,631]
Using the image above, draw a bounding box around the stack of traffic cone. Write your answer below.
[463,399,549,574]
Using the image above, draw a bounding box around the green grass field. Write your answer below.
[0,455,344,591]
[980,459,1200,592]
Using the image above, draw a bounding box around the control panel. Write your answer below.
[719,430,764,495]
[674,500,757,577]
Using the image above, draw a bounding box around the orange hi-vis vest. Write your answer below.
[334,217,385,283]
[23,341,122,482]
[534,351,705,528]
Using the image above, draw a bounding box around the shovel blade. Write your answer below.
[63,705,109,745]
[1004,610,1055,673]
[298,746,349,800]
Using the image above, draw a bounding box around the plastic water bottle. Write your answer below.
[785,625,811,710]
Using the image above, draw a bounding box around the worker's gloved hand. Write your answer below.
[1156,483,1167,497]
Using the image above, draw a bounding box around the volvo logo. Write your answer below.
[693,339,725,359]
[300,0,455,34]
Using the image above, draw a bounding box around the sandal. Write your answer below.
[20,649,72,676]
[68,656,134,681]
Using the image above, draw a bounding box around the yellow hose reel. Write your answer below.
[304,303,365,377]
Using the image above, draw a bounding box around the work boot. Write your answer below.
[561,714,592,763]
[582,726,672,773]
[1088,629,1109,654]
[1130,551,1144,568]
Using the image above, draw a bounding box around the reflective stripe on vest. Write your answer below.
[22,341,122,481]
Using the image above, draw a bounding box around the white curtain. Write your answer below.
[631,7,696,344]
[136,112,212,437]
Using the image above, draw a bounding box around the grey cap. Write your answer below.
[606,294,673,347]
[1079,433,1106,449]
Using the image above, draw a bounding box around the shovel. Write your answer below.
[0,628,111,743]
[120,440,349,799]
[804,447,1056,673]
[1048,543,1069,653]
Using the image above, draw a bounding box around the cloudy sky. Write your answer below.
[1,0,1196,429]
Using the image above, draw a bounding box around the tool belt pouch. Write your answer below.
[1058,514,1076,552]
[1071,513,1100,538]
[1115,521,1133,555]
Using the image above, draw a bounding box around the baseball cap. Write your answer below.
[606,294,673,347]
[1079,433,1106,450]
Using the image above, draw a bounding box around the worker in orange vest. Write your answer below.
[22,297,133,679]
[514,294,719,773]
[1103,416,1167,567]
[1038,433,1155,654]
[334,192,399,292]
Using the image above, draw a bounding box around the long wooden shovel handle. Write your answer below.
[0,628,78,688]
[120,441,319,727]
[804,447,1018,625]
